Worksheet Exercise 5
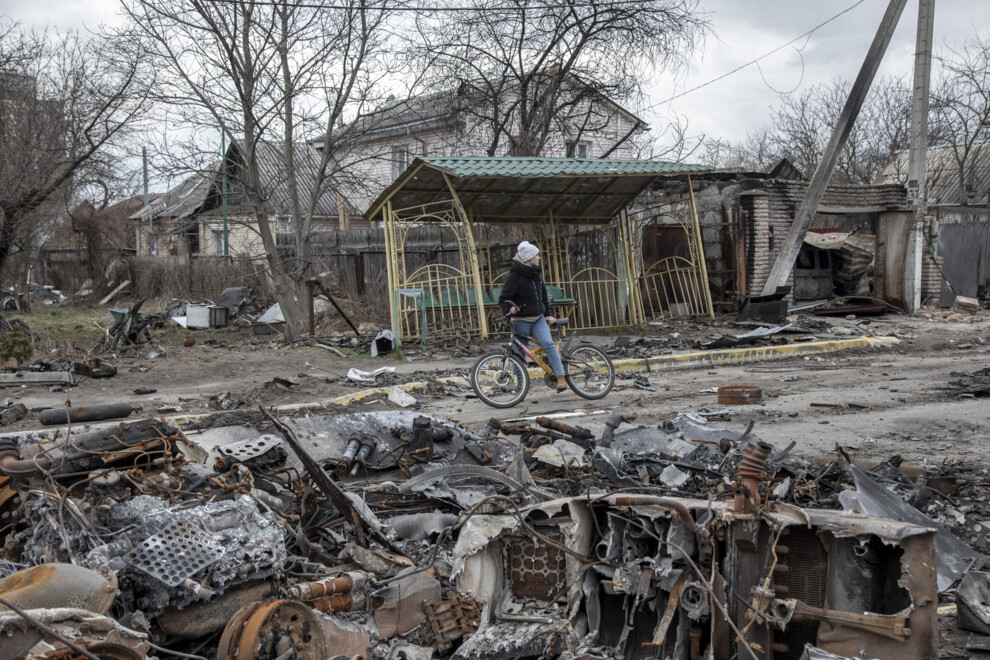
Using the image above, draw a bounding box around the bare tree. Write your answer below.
[410,0,708,158]
[122,0,396,340]
[930,32,990,201]
[0,21,152,282]
[760,76,912,184]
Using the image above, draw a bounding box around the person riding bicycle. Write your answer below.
[498,241,567,392]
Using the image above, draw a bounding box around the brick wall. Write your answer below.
[766,180,907,209]
[745,181,907,295]
[921,250,944,303]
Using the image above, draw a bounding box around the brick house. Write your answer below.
[648,161,943,310]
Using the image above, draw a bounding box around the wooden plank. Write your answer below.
[99,280,131,305]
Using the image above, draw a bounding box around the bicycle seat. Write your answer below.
[553,318,569,326]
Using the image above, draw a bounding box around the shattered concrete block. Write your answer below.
[955,295,981,313]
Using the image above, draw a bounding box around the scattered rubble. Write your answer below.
[0,404,983,659]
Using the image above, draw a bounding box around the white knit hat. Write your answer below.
[516,241,539,262]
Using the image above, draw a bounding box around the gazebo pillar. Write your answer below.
[442,173,488,340]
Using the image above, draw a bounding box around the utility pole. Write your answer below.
[904,0,935,312]
[761,0,908,295]
[221,131,229,257]
[143,146,155,256]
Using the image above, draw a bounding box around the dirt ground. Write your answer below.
[3,307,988,470]
[3,304,989,657]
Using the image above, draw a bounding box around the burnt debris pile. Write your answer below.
[0,408,984,659]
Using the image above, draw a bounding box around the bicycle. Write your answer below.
[470,303,615,408]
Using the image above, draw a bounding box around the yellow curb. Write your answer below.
[11,336,900,436]
[611,335,900,374]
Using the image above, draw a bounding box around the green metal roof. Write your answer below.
[419,156,709,179]
[366,156,713,222]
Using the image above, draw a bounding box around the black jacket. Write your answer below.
[499,260,550,318]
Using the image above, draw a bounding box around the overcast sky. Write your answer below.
[646,0,990,144]
[3,0,989,147]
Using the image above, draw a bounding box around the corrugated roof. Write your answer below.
[877,144,990,206]
[250,141,360,217]
[366,156,713,222]
[419,156,707,178]
[348,90,460,137]
[129,166,216,221]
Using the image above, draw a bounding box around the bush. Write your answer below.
[0,322,34,366]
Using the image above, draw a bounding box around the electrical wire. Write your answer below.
[648,0,865,111]
[195,0,660,12]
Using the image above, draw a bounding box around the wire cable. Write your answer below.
[195,0,661,12]
[648,0,865,111]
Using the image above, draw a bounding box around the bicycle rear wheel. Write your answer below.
[564,346,614,399]
[471,352,530,408]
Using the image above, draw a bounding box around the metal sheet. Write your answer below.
[841,464,986,592]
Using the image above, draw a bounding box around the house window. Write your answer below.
[391,145,409,179]
[566,140,592,158]
[208,225,226,255]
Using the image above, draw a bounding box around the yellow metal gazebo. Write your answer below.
[365,157,714,345]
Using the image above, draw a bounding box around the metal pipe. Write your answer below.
[0,452,49,477]
[38,403,134,426]
[311,594,353,613]
[288,572,365,601]
[180,578,217,602]
[612,495,708,540]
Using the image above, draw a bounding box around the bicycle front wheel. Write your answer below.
[471,352,530,408]
[565,346,615,399]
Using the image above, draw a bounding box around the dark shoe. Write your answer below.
[556,375,568,392]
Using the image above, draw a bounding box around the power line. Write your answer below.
[194,0,660,11]
[647,0,866,111]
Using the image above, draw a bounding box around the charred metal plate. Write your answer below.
[216,435,283,461]
[504,533,566,600]
[124,520,224,586]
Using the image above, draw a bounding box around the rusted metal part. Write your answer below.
[311,594,354,613]
[717,385,763,405]
[506,533,566,600]
[645,572,688,647]
[535,416,593,442]
[38,402,134,426]
[0,564,117,615]
[423,593,482,652]
[772,597,911,641]
[157,580,280,638]
[689,627,703,660]
[217,599,327,660]
[734,441,772,514]
[288,572,365,601]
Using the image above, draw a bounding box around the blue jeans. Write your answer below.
[512,316,565,376]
